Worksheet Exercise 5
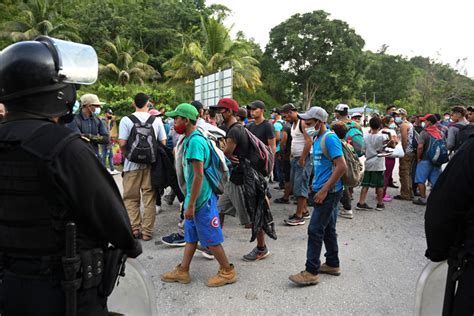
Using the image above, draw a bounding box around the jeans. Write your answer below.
[273,155,283,187]
[100,144,114,171]
[306,190,343,274]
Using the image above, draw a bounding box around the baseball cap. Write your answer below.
[250,100,265,110]
[420,114,434,121]
[279,103,297,113]
[335,104,349,112]
[298,106,329,122]
[148,109,160,116]
[237,107,248,119]
[467,106,474,112]
[395,108,408,116]
[106,109,113,115]
[80,94,105,106]
[191,100,204,111]
[165,103,199,121]
[210,98,239,113]
[351,112,362,118]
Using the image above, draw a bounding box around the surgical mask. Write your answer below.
[421,122,426,128]
[174,123,186,134]
[389,123,396,129]
[94,107,101,116]
[444,116,450,121]
[271,114,276,119]
[305,127,316,137]
[395,117,403,124]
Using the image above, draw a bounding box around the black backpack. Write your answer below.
[454,123,474,151]
[125,115,157,164]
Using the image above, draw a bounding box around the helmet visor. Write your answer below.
[51,38,98,85]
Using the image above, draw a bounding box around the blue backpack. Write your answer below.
[427,136,449,166]
[185,130,230,195]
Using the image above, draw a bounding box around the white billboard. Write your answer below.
[194,68,232,108]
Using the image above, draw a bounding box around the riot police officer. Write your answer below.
[0,37,142,315]
[425,137,474,315]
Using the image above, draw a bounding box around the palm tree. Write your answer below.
[164,17,262,91]
[99,36,159,86]
[0,0,81,42]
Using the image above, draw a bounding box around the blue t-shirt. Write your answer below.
[312,131,344,193]
[274,120,284,153]
[183,130,212,210]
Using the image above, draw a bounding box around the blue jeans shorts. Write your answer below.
[184,193,224,247]
[290,156,313,198]
[415,160,442,186]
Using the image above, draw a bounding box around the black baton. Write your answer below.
[62,222,81,316]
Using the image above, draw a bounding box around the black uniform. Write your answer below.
[425,137,474,315]
[0,118,141,316]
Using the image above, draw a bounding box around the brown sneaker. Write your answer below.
[161,264,191,284]
[207,264,237,287]
[320,263,341,276]
[289,271,320,286]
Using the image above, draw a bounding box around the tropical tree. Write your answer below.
[99,36,159,86]
[0,0,81,42]
[266,10,365,109]
[164,17,262,91]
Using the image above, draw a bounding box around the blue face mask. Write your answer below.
[271,114,276,120]
[305,127,316,137]
[94,107,101,116]
[395,117,403,124]
[72,101,80,114]
[389,123,396,129]
[421,122,426,128]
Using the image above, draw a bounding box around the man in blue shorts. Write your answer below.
[160,103,236,287]
[289,107,347,286]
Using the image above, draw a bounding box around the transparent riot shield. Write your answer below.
[414,260,448,316]
[108,258,157,316]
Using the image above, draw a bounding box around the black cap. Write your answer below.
[279,103,297,113]
[106,108,113,115]
[191,100,203,111]
[468,106,474,112]
[250,100,265,110]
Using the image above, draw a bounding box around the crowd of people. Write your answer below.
[57,95,474,286]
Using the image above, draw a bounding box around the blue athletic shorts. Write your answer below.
[184,193,224,247]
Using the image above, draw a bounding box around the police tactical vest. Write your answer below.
[0,120,79,256]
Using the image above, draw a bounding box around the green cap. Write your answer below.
[165,103,199,121]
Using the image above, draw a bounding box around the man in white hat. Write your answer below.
[67,93,109,158]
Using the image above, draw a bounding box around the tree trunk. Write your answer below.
[303,80,318,110]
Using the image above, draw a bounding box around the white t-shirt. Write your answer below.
[119,112,167,172]
[363,131,389,171]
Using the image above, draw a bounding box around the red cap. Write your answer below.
[215,98,239,113]
[420,114,433,121]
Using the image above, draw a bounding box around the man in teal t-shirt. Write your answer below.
[161,103,236,288]
[289,106,347,286]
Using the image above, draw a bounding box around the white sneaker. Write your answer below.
[339,209,353,219]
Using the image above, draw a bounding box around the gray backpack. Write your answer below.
[125,115,157,164]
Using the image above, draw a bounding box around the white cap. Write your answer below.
[351,112,362,118]
[335,103,349,112]
[298,106,329,122]
[80,94,105,106]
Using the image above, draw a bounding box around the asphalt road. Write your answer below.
[112,161,429,315]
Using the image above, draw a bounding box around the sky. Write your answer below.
[207,0,474,77]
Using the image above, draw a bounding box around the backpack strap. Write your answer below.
[127,114,141,125]
[145,116,156,125]
[320,132,334,162]
[183,131,211,169]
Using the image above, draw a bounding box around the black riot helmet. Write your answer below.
[0,36,98,122]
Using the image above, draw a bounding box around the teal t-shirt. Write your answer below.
[183,130,212,210]
[274,120,284,153]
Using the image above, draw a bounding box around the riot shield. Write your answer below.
[108,258,157,316]
[414,260,448,316]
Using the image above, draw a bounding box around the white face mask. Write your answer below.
[94,107,101,116]
[305,127,316,137]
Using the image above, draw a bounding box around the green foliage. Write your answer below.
[266,10,365,109]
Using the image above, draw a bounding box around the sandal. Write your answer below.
[274,197,290,204]
[142,234,152,241]
[133,230,142,239]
